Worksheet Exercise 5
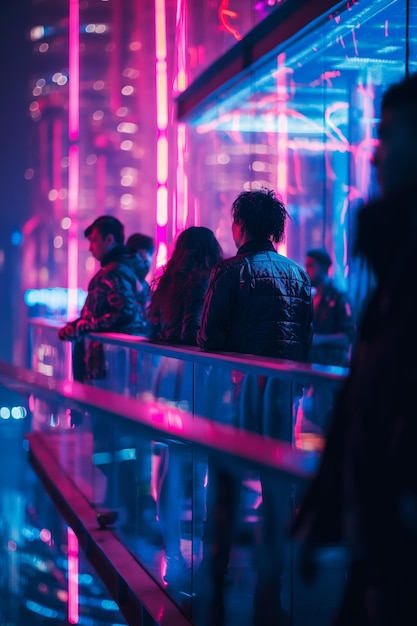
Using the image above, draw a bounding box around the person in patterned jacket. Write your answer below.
[58,215,144,380]
[58,215,149,525]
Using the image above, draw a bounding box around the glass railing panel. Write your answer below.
[0,382,128,626]
[2,356,350,625]
[30,319,72,380]
[30,395,99,507]
[192,451,294,626]
[96,344,131,394]
[193,361,342,449]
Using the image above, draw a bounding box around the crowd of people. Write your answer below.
[57,71,417,626]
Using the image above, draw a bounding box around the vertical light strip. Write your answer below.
[176,123,188,230]
[96,153,107,214]
[69,0,79,143]
[68,0,80,321]
[53,118,63,218]
[39,120,49,196]
[67,527,79,624]
[155,0,168,268]
[276,52,288,257]
[109,0,122,114]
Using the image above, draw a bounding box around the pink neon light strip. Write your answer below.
[67,527,79,624]
[68,0,79,320]
[53,118,63,217]
[69,0,79,142]
[276,53,287,257]
[68,148,79,318]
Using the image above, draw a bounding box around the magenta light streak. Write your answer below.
[276,53,288,257]
[67,0,80,320]
[176,124,188,230]
[69,0,79,142]
[67,527,79,624]
[39,120,49,196]
[68,150,79,321]
[53,118,63,217]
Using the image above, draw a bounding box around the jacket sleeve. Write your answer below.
[197,265,234,351]
[86,271,138,332]
[180,279,208,345]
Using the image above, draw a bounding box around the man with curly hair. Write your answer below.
[197,188,313,625]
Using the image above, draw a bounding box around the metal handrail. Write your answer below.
[29,317,349,385]
[0,359,318,478]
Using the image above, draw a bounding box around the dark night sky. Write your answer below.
[0,0,30,361]
[0,0,30,232]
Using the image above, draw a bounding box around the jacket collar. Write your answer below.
[100,245,127,267]
[237,239,275,256]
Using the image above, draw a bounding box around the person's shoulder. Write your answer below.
[101,257,136,282]
[275,254,310,281]
[213,255,241,271]
[204,255,240,284]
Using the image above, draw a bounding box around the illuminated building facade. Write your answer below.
[11,0,417,363]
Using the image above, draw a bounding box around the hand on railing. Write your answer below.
[58,319,90,341]
[58,322,77,341]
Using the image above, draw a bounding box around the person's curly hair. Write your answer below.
[231,188,288,244]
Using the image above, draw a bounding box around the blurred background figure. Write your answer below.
[126,232,155,337]
[147,226,223,586]
[305,248,355,369]
[293,72,417,626]
[298,248,355,439]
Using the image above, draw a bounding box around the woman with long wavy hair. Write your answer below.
[148,226,223,344]
[147,226,223,588]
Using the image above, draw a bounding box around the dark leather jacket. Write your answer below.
[197,239,313,360]
[79,245,144,334]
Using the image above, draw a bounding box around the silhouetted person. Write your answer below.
[293,72,417,626]
[197,188,313,626]
[147,226,223,586]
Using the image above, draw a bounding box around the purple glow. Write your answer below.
[69,0,79,142]
[67,527,79,624]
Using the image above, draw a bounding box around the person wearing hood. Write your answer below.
[58,215,144,379]
[58,215,153,526]
[292,73,417,626]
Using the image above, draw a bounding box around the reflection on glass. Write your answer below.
[184,0,409,310]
